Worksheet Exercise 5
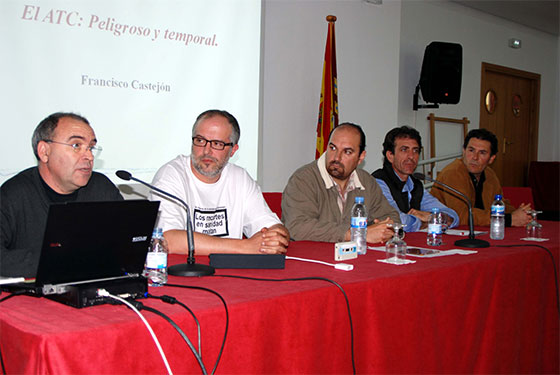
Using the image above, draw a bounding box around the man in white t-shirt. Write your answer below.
[150,109,289,255]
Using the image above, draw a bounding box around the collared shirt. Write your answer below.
[317,153,365,213]
[375,170,459,232]
[469,172,486,210]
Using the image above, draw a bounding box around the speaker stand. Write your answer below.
[413,84,439,111]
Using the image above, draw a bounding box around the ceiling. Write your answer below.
[451,0,559,36]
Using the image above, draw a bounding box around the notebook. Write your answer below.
[2,200,159,297]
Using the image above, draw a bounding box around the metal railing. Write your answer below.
[417,152,461,187]
[417,152,461,167]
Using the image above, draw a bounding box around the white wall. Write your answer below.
[259,0,559,192]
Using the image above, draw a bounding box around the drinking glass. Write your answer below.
[526,209,543,239]
[385,223,407,264]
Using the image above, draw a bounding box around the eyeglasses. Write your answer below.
[192,136,233,151]
[45,140,102,157]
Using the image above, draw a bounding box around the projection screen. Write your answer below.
[0,0,261,186]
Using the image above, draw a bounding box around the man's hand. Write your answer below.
[511,203,532,227]
[409,209,453,230]
[261,224,290,253]
[366,217,395,244]
[408,208,431,223]
[246,224,290,254]
[440,212,454,227]
[165,225,289,255]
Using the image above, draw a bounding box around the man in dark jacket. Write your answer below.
[372,126,458,232]
[1,112,123,277]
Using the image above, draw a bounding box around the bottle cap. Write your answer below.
[355,196,364,204]
[494,194,502,200]
[431,207,440,213]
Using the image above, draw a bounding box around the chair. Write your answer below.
[263,192,283,219]
[501,186,535,208]
[528,161,560,220]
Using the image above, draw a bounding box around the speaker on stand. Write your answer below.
[414,41,462,110]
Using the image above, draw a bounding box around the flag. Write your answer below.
[316,15,339,159]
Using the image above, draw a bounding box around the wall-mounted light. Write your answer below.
[508,38,522,49]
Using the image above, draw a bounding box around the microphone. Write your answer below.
[413,172,489,248]
[116,170,215,276]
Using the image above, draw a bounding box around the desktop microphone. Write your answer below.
[412,172,489,248]
[116,170,215,276]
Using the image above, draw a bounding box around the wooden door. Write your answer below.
[479,63,540,186]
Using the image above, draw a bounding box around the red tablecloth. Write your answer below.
[1,222,558,374]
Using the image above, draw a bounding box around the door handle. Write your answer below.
[503,138,514,154]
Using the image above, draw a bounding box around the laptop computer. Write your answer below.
[2,200,160,307]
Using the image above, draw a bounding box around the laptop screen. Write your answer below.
[35,200,159,286]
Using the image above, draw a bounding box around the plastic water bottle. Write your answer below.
[351,196,368,255]
[427,207,443,246]
[490,194,505,240]
[144,228,168,286]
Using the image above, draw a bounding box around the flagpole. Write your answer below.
[316,15,339,159]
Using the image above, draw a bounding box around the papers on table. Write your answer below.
[377,258,416,265]
[368,246,477,258]
[520,237,549,242]
[418,228,487,237]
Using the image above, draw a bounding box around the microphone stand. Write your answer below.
[413,173,489,248]
[116,170,215,276]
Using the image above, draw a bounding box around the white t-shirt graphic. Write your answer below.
[150,155,280,238]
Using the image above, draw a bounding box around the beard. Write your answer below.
[327,160,348,180]
[399,160,417,175]
[192,153,229,179]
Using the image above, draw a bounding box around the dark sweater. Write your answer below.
[0,167,123,277]
[372,163,424,213]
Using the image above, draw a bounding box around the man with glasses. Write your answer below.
[0,112,123,277]
[150,109,289,255]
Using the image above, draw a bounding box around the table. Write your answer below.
[1,222,558,374]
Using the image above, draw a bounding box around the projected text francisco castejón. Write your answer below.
[81,76,171,94]
[20,5,219,47]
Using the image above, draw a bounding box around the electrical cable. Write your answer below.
[97,289,173,375]
[286,256,353,270]
[0,292,24,303]
[164,283,228,375]
[136,303,207,375]
[495,243,560,317]
[146,293,202,356]
[212,275,356,375]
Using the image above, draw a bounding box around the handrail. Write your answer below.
[417,152,461,166]
[417,152,461,188]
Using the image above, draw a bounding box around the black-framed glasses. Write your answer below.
[192,136,233,151]
[45,140,102,157]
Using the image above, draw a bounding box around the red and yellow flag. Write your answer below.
[316,15,339,159]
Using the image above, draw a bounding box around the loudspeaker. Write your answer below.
[419,41,462,104]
